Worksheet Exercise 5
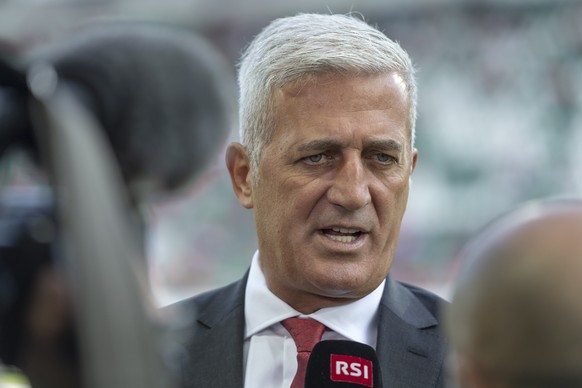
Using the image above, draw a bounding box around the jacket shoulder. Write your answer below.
[160,277,248,387]
[399,281,449,318]
[164,277,246,328]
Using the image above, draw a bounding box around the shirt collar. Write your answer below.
[244,251,385,347]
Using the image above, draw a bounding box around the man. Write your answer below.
[168,13,447,387]
[446,199,582,388]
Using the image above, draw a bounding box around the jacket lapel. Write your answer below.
[375,277,446,388]
[176,274,248,388]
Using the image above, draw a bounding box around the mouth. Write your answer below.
[320,227,365,243]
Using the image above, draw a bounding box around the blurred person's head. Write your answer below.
[227,13,418,313]
[447,199,582,388]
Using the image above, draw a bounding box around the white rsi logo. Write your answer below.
[335,360,369,378]
[330,354,373,387]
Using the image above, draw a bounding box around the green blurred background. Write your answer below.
[1,0,581,305]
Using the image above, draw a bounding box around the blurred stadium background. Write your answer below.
[1,0,581,306]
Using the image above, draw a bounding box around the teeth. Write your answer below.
[327,234,357,243]
[331,227,360,234]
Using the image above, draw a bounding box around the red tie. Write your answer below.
[281,317,327,388]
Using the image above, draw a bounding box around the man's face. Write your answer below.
[230,72,417,312]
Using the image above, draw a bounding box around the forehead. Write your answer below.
[277,72,408,110]
[270,72,411,144]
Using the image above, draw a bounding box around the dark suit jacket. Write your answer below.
[166,272,448,388]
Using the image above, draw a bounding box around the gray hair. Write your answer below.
[238,13,417,173]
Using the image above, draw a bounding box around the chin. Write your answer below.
[309,274,377,299]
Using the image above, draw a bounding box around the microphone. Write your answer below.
[0,22,235,388]
[305,340,383,388]
[3,21,234,199]
[0,57,32,159]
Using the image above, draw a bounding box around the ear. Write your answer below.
[410,147,418,174]
[226,142,254,209]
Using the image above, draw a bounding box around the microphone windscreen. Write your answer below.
[0,58,32,158]
[305,340,383,388]
[29,22,235,198]
[0,56,26,88]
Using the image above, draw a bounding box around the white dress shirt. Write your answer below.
[243,251,385,388]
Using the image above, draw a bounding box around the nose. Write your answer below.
[326,155,371,211]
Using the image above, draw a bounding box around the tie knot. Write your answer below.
[282,317,327,353]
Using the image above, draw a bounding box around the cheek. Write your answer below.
[252,179,296,240]
[256,182,291,217]
[375,179,410,216]
[263,173,324,214]
[394,182,411,211]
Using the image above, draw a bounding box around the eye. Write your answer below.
[305,154,324,164]
[374,153,394,163]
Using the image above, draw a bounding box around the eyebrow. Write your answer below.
[296,139,344,153]
[295,138,404,153]
[365,139,403,153]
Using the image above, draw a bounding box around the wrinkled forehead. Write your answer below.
[276,71,409,101]
[271,72,413,141]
